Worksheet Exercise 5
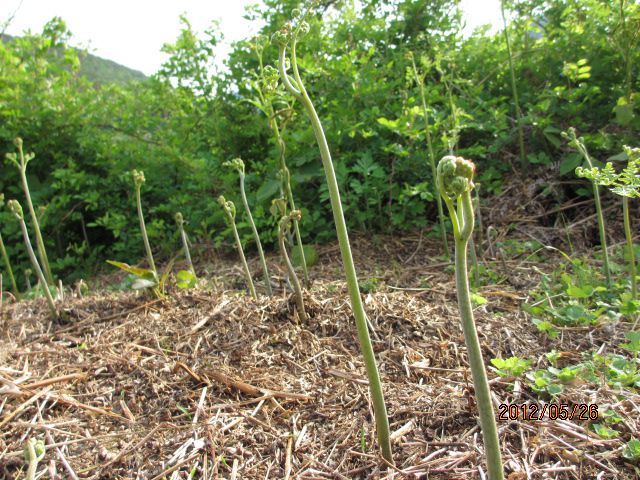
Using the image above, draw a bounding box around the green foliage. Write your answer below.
[623,438,640,462]
[176,269,197,289]
[591,423,619,439]
[576,146,640,198]
[0,1,638,290]
[490,356,531,378]
[106,260,158,291]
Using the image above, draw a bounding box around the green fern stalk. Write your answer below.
[5,138,54,285]
[437,156,503,480]
[278,210,308,321]
[0,234,19,298]
[254,45,309,285]
[576,145,640,299]
[274,19,393,464]
[132,170,157,278]
[224,158,272,295]
[564,128,612,285]
[175,212,196,276]
[623,197,637,300]
[7,200,58,319]
[219,195,257,300]
[500,0,526,168]
[23,439,45,480]
[409,52,449,257]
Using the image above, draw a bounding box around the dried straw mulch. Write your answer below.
[1,236,639,479]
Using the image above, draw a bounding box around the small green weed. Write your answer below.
[490,356,531,378]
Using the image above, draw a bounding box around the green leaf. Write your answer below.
[176,269,197,289]
[107,260,156,281]
[614,98,635,126]
[623,438,640,462]
[592,423,619,439]
[376,117,400,132]
[560,153,582,175]
[490,356,531,377]
[546,383,563,396]
[471,293,488,305]
[566,284,594,299]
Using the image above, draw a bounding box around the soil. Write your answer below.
[1,194,640,479]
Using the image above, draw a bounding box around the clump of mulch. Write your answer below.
[1,237,638,479]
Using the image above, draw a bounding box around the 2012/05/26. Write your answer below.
[498,403,599,421]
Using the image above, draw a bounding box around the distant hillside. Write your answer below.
[77,50,147,85]
[1,33,147,85]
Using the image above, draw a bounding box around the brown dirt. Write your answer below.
[1,230,639,479]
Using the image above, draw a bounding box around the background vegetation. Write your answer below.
[1,0,638,286]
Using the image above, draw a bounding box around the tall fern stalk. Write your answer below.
[224,158,272,295]
[623,197,637,300]
[132,170,157,278]
[7,200,58,319]
[564,128,612,285]
[409,52,449,257]
[274,19,393,464]
[500,0,526,169]
[175,212,195,275]
[253,45,309,285]
[1,233,19,297]
[6,138,54,286]
[219,196,257,300]
[279,210,308,322]
[437,156,503,480]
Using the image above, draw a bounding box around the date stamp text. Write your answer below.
[498,403,599,421]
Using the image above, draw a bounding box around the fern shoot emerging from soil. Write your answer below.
[5,138,54,286]
[132,169,157,280]
[7,199,58,319]
[0,194,19,298]
[274,12,393,464]
[251,39,309,285]
[224,158,272,295]
[278,209,308,322]
[576,146,640,301]
[437,155,504,480]
[563,128,612,285]
[218,195,257,300]
[175,212,195,276]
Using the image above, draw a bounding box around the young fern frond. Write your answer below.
[5,138,54,286]
[175,212,196,276]
[563,128,612,285]
[23,438,45,480]
[132,170,157,279]
[0,194,19,298]
[278,210,308,322]
[274,17,393,464]
[252,41,309,285]
[218,195,257,300]
[223,158,272,295]
[437,156,504,480]
[576,146,640,301]
[7,200,58,319]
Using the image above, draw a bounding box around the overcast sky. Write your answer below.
[0,0,501,76]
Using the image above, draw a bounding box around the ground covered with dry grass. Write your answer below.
[1,226,640,479]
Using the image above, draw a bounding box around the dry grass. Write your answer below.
[1,232,639,479]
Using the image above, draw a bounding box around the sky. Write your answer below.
[0,0,502,76]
